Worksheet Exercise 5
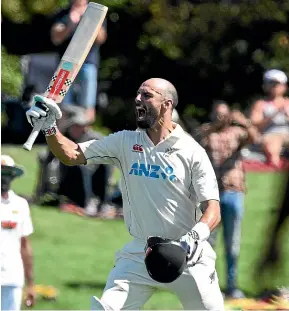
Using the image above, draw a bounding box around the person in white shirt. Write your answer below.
[1,155,36,311]
[26,78,224,310]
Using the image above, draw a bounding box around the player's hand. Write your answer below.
[26,95,62,130]
[69,4,87,24]
[230,110,250,128]
[180,232,203,266]
[25,285,36,307]
[69,9,82,24]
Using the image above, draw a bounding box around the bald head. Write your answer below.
[142,78,178,109]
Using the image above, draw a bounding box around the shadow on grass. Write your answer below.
[64,281,106,290]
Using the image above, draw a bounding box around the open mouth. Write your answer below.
[136,106,147,120]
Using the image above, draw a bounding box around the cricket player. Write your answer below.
[26,78,224,310]
[1,155,36,311]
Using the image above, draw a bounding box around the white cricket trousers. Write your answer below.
[98,239,224,310]
[1,285,23,311]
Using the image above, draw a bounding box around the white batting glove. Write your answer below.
[26,95,62,136]
[180,222,210,265]
[180,233,203,266]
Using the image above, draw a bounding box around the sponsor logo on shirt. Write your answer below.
[129,162,176,181]
[1,221,17,229]
[132,144,143,152]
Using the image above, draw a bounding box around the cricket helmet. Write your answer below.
[144,236,187,283]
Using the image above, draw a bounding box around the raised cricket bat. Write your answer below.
[23,2,108,151]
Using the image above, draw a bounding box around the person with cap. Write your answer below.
[1,155,36,311]
[250,69,289,168]
[26,78,224,310]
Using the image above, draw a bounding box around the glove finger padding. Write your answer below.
[26,95,63,131]
[34,95,62,119]
[186,240,203,266]
[33,106,49,117]
[26,110,41,126]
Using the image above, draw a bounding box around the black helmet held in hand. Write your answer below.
[144,236,188,283]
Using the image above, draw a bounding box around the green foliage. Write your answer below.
[183,104,206,119]
[143,0,289,67]
[2,0,289,124]
[1,47,22,96]
[1,0,68,22]
[254,32,289,73]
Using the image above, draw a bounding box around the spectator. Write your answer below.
[198,101,261,299]
[21,53,59,95]
[251,69,289,168]
[1,155,36,311]
[1,84,46,144]
[34,105,113,218]
[50,0,107,123]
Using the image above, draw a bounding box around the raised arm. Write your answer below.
[26,95,86,165]
[51,7,107,47]
[46,130,86,166]
[250,100,279,132]
[51,21,77,46]
[195,122,222,146]
[51,6,84,46]
[230,109,262,146]
[26,95,122,167]
[95,25,107,46]
[51,21,107,47]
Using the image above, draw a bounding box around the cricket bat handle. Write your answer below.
[23,119,46,151]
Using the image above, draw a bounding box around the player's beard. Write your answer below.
[135,104,159,129]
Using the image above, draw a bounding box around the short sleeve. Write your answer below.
[78,131,123,166]
[191,149,220,202]
[21,200,34,237]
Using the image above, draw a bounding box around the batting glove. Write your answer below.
[26,95,62,136]
[180,222,210,265]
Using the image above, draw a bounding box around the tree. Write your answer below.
[2,0,289,131]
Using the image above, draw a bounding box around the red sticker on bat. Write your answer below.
[49,69,70,100]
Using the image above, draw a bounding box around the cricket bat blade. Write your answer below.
[23,2,108,151]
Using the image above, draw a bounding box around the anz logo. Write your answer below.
[129,162,177,181]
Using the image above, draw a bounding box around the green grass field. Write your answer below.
[2,145,289,310]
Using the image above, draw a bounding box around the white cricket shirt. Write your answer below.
[79,124,219,240]
[0,190,34,287]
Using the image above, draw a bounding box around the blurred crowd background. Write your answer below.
[1,0,289,307]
